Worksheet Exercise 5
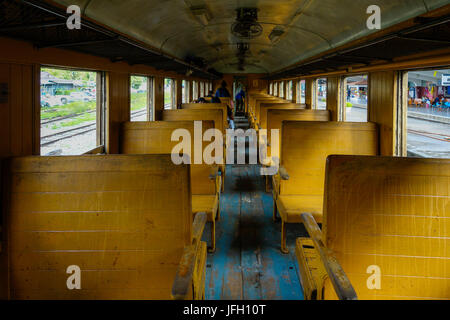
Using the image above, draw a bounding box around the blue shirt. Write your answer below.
[215,87,231,98]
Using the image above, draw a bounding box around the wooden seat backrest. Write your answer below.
[323,155,450,300]
[5,154,192,299]
[120,121,215,195]
[162,109,224,134]
[255,99,285,122]
[181,103,228,132]
[259,103,306,129]
[266,109,330,158]
[219,97,231,106]
[249,95,274,113]
[280,121,378,198]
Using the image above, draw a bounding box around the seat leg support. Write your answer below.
[281,220,289,254]
[208,219,216,253]
[273,198,278,222]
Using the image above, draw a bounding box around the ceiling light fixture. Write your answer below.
[190,5,213,26]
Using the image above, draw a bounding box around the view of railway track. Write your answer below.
[40,109,147,155]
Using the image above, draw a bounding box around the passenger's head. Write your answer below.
[209,90,214,96]
[198,98,206,103]
[221,80,227,88]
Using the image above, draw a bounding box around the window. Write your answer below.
[200,82,205,98]
[316,78,327,110]
[164,78,175,109]
[287,80,293,100]
[279,81,285,98]
[40,67,104,156]
[130,76,149,121]
[193,81,198,100]
[405,68,450,159]
[274,82,278,96]
[297,80,306,104]
[343,75,368,122]
[182,80,189,103]
[269,82,273,95]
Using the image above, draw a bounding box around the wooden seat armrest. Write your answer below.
[209,165,221,180]
[192,212,207,246]
[279,166,290,180]
[171,212,207,300]
[300,212,358,301]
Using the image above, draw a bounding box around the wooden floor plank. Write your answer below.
[205,132,304,300]
[205,165,243,300]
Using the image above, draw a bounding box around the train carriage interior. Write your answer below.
[0,0,449,302]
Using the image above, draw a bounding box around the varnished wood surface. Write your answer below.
[266,109,330,151]
[323,155,450,300]
[181,103,229,132]
[5,155,193,299]
[258,103,306,130]
[120,121,216,195]
[278,121,378,223]
[162,109,225,134]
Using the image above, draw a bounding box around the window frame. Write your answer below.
[39,65,105,156]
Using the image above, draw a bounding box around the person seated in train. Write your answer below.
[198,97,207,103]
[227,104,235,130]
[235,85,245,112]
[207,90,221,103]
[215,81,231,98]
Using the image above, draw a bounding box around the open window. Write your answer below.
[286,80,293,101]
[130,75,152,121]
[182,80,189,103]
[405,68,450,158]
[193,80,198,100]
[40,67,105,156]
[316,78,327,110]
[279,81,285,98]
[297,80,306,104]
[200,82,204,98]
[343,75,368,122]
[164,78,175,109]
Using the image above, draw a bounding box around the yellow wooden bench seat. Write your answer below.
[276,195,323,223]
[192,194,220,221]
[120,121,221,253]
[162,109,226,193]
[266,109,331,193]
[274,121,379,254]
[248,94,279,127]
[253,98,284,128]
[296,155,450,300]
[181,103,229,133]
[257,103,305,131]
[4,154,207,300]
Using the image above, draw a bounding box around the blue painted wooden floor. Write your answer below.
[202,164,306,300]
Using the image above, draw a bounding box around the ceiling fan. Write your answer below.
[231,8,263,39]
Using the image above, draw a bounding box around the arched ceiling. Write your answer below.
[52,0,449,74]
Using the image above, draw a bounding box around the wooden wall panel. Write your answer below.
[106,72,130,154]
[176,78,182,109]
[0,62,36,300]
[326,76,340,121]
[305,79,314,110]
[154,76,165,120]
[368,71,397,156]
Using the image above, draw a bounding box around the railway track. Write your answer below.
[408,129,450,142]
[41,110,96,126]
[41,109,147,147]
